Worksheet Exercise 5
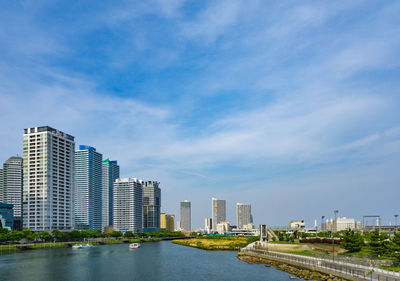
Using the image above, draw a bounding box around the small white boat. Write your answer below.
[72,244,93,249]
[129,243,141,249]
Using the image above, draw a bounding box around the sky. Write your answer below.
[0,0,399,229]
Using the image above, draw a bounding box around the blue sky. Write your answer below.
[0,0,399,229]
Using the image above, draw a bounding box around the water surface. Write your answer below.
[0,241,302,280]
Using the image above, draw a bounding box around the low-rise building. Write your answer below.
[290,220,305,229]
[326,217,355,232]
[160,213,175,232]
[216,221,231,234]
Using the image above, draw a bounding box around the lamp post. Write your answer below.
[332,210,339,261]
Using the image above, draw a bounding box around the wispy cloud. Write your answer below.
[0,0,399,227]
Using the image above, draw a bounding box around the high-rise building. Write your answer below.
[212,198,226,231]
[205,218,212,232]
[0,168,3,203]
[113,178,143,233]
[74,145,102,230]
[0,203,14,229]
[142,181,161,231]
[180,200,191,231]
[3,156,23,230]
[102,158,119,230]
[236,203,252,229]
[23,126,75,231]
[160,213,175,232]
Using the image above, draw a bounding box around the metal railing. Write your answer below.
[240,247,400,281]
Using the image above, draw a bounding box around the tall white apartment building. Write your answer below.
[74,145,102,231]
[23,126,75,231]
[113,178,143,233]
[236,203,252,229]
[102,158,119,230]
[212,198,226,231]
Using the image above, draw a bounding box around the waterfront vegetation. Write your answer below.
[271,229,400,270]
[0,228,184,252]
[173,235,259,250]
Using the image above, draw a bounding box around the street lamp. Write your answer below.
[332,210,339,261]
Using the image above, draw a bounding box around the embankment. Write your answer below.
[237,251,360,281]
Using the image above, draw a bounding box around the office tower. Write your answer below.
[0,168,3,203]
[212,198,226,231]
[160,213,175,232]
[113,178,143,233]
[23,126,75,231]
[205,218,212,232]
[180,200,191,231]
[236,203,252,229]
[102,158,119,230]
[0,203,14,229]
[3,156,23,230]
[142,181,161,231]
[74,145,102,230]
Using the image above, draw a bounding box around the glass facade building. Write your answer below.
[180,201,191,231]
[142,181,161,231]
[74,145,103,230]
[102,158,119,230]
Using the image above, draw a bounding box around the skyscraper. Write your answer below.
[102,158,119,230]
[212,198,226,231]
[205,218,212,232]
[113,178,143,233]
[3,156,23,229]
[180,200,191,231]
[23,126,75,231]
[74,145,102,230]
[142,181,161,231]
[236,203,252,229]
[0,168,3,203]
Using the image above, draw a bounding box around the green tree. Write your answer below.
[39,231,52,242]
[341,230,364,252]
[368,230,390,257]
[110,231,122,238]
[125,231,136,238]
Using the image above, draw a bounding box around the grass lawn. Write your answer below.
[173,237,250,250]
[380,265,400,272]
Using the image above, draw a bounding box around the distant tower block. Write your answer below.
[259,224,267,242]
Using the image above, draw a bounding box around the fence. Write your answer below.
[240,247,400,281]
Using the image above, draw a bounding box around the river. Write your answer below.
[0,241,303,280]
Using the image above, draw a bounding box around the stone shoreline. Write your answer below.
[237,252,354,281]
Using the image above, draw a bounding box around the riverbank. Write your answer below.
[0,237,185,253]
[238,251,353,281]
[172,236,254,250]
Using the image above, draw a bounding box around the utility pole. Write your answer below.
[332,210,338,262]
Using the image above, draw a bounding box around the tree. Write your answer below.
[368,230,390,257]
[341,230,364,252]
[125,231,135,238]
[39,231,52,242]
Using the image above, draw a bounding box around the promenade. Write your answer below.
[240,242,400,281]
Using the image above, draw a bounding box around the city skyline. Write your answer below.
[0,1,399,229]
